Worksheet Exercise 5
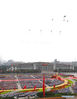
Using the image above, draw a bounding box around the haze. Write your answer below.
[0,0,77,62]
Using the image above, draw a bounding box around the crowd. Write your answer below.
[72,81,77,93]
[17,74,64,89]
[0,74,17,90]
[57,88,71,93]
[0,81,18,90]
[0,74,15,80]
[0,73,71,98]
[0,91,38,98]
[45,79,64,86]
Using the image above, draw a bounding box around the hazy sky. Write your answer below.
[0,0,77,62]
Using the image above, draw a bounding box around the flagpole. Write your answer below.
[43,74,45,97]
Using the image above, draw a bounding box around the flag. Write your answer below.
[23,85,26,89]
[53,85,55,88]
[34,86,36,90]
[43,74,45,97]
[58,77,61,80]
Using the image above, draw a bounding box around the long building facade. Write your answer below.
[1,59,77,73]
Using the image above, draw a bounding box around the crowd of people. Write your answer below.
[57,88,71,93]
[0,73,73,98]
[72,81,77,93]
[0,81,18,90]
[0,74,17,90]
[17,74,64,89]
[0,74,65,90]
[0,91,38,98]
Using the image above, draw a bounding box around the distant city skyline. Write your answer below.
[0,0,77,62]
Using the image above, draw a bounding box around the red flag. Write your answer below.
[34,86,36,90]
[53,85,55,88]
[43,74,45,97]
[23,85,26,89]
[58,77,61,80]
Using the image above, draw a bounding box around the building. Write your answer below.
[0,59,77,73]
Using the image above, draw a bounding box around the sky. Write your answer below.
[0,0,77,62]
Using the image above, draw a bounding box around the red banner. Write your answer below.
[23,85,26,89]
[43,74,45,97]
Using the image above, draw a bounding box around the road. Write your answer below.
[14,74,22,89]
